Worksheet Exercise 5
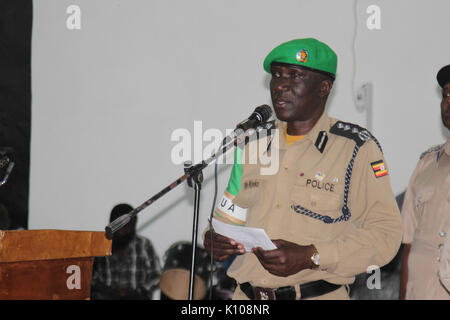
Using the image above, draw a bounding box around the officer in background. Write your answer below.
[204,38,402,300]
[440,224,450,292]
[400,64,450,300]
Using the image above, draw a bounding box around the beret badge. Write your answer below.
[296,49,308,63]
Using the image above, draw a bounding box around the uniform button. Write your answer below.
[261,279,268,285]
[437,256,440,262]
[439,230,446,237]
[276,204,280,209]
[311,201,316,207]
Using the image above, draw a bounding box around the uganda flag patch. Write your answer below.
[371,160,388,178]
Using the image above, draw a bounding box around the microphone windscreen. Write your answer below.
[254,105,272,122]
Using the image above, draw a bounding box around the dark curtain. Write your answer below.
[0,0,32,229]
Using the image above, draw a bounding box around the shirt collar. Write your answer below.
[437,137,450,164]
[273,111,332,150]
[304,111,332,144]
[443,137,450,157]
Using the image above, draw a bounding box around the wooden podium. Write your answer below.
[0,230,112,300]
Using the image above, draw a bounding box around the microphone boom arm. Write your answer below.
[105,121,274,239]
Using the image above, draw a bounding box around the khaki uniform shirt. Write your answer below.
[440,224,450,292]
[402,138,450,299]
[222,112,402,291]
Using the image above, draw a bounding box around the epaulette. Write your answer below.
[330,121,373,147]
[330,121,383,153]
[419,144,443,160]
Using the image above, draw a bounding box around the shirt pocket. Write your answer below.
[414,186,436,235]
[235,177,266,208]
[414,187,434,217]
[289,184,346,242]
[290,184,343,218]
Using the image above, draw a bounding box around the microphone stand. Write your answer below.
[105,120,274,300]
[183,160,202,300]
[105,137,236,239]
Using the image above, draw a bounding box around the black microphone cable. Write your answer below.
[207,133,232,300]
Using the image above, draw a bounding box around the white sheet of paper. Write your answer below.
[212,218,277,252]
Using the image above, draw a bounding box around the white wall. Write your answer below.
[30,0,450,260]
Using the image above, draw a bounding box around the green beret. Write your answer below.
[263,38,337,76]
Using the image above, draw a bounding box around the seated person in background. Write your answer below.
[91,203,161,299]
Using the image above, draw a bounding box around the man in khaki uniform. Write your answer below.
[400,64,450,300]
[440,224,450,292]
[204,38,402,300]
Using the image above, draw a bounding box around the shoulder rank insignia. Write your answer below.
[330,121,372,147]
[419,144,443,160]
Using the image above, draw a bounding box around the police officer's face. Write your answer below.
[270,64,328,123]
[441,83,450,130]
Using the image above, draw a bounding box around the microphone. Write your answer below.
[0,148,14,187]
[220,105,273,147]
[235,105,272,132]
[0,148,13,169]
